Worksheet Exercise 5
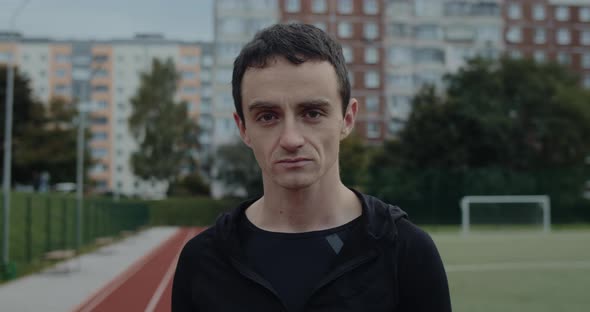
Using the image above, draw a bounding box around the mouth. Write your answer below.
[276,157,312,168]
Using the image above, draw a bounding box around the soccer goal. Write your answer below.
[460,195,551,235]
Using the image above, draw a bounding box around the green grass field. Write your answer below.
[430,228,590,312]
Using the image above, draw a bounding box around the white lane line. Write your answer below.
[144,228,197,312]
[446,260,590,272]
[73,230,182,312]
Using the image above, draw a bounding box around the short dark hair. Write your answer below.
[232,23,350,124]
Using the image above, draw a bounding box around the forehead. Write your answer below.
[241,57,340,107]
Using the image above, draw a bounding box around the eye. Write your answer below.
[256,112,278,123]
[304,110,323,119]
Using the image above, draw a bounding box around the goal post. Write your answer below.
[460,195,551,235]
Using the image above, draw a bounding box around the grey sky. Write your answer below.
[0,0,214,41]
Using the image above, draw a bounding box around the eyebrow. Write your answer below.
[247,99,331,112]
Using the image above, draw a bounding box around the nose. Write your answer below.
[279,119,304,152]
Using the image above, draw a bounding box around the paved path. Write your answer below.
[0,226,195,312]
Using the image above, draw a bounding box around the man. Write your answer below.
[172,23,451,311]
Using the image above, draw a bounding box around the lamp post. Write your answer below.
[2,0,30,270]
[73,67,100,254]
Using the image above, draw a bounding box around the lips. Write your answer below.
[276,157,312,168]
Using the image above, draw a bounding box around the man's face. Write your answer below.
[234,57,357,190]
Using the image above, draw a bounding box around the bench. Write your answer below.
[44,249,77,273]
[95,236,115,254]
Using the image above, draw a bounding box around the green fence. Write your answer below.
[367,167,590,225]
[0,192,149,281]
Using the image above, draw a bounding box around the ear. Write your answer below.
[340,98,358,140]
[233,112,251,147]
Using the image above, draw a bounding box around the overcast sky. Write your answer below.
[0,0,214,41]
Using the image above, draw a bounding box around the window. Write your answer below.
[342,45,353,63]
[90,164,107,174]
[508,3,521,19]
[509,50,522,59]
[415,0,442,17]
[202,55,213,67]
[506,26,522,43]
[580,7,590,22]
[201,69,211,82]
[183,86,198,94]
[285,0,300,13]
[186,102,195,112]
[533,51,545,63]
[181,55,199,65]
[338,0,353,14]
[582,30,590,45]
[0,51,13,62]
[338,22,353,38]
[364,23,379,40]
[94,69,109,78]
[96,100,109,109]
[91,148,108,159]
[182,71,196,80]
[557,29,571,45]
[313,22,326,32]
[55,69,67,78]
[365,96,379,113]
[363,0,378,15]
[557,52,571,65]
[555,6,569,21]
[415,48,444,65]
[582,53,590,69]
[312,0,326,13]
[91,117,108,125]
[366,122,380,139]
[364,47,378,64]
[215,68,232,84]
[533,4,545,20]
[93,85,109,93]
[364,71,380,88]
[416,24,441,40]
[93,55,109,63]
[388,47,413,66]
[92,132,108,141]
[54,84,70,96]
[534,28,546,44]
[55,54,70,64]
[584,74,590,89]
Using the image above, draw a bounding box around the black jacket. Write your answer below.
[172,191,452,311]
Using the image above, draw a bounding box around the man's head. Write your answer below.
[231,23,357,190]
[232,23,350,124]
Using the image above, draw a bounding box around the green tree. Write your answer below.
[215,141,262,198]
[12,98,86,185]
[1,66,84,185]
[398,57,590,170]
[339,133,371,189]
[128,58,199,186]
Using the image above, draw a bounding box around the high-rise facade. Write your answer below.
[504,0,590,88]
[0,33,202,198]
[385,0,504,134]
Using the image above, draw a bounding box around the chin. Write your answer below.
[274,174,318,190]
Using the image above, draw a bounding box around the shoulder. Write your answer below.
[177,226,218,266]
[394,218,439,260]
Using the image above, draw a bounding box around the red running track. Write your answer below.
[72,227,203,312]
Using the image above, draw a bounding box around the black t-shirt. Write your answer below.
[240,216,362,312]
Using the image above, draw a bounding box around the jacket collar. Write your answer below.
[214,189,408,257]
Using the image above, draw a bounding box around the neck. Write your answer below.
[246,167,361,233]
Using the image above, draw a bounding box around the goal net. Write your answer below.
[460,195,551,235]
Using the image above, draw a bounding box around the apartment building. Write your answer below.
[385,0,504,134]
[0,33,202,199]
[504,0,590,88]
